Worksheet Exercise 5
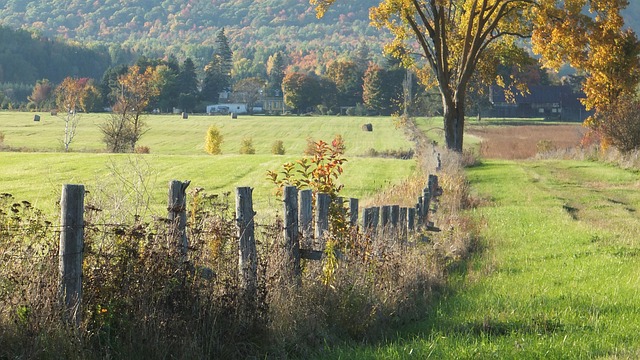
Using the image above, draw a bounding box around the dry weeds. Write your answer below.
[469,124,587,159]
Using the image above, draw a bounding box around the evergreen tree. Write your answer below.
[213,28,233,90]
[354,42,371,72]
[201,28,233,103]
[177,58,199,111]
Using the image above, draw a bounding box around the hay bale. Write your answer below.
[362,123,373,131]
[33,114,40,122]
[231,113,238,119]
[182,112,188,119]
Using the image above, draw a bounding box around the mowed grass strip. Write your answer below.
[0,112,413,155]
[318,159,640,359]
[0,113,416,215]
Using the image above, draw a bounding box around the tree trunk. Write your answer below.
[442,92,465,152]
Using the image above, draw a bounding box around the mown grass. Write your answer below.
[317,159,640,358]
[0,112,412,155]
[0,112,416,215]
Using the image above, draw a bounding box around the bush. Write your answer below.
[596,96,640,153]
[0,131,4,145]
[134,145,150,154]
[239,137,255,154]
[271,140,285,155]
[204,125,223,155]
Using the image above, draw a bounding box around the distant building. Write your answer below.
[489,85,592,121]
[261,97,288,115]
[206,103,247,115]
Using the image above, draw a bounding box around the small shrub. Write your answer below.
[303,137,316,155]
[0,131,4,145]
[536,140,556,154]
[240,137,255,154]
[205,125,223,155]
[594,95,640,153]
[134,145,150,154]
[271,140,285,155]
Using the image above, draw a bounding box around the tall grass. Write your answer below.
[321,159,640,358]
[0,115,479,358]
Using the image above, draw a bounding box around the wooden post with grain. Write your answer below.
[315,193,330,247]
[168,180,190,258]
[299,189,313,249]
[59,184,84,327]
[236,187,257,298]
[283,186,301,283]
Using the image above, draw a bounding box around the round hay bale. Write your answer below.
[362,123,373,132]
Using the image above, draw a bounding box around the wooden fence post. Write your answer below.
[168,180,190,258]
[59,184,84,327]
[399,207,408,238]
[299,189,313,249]
[315,193,330,247]
[381,205,391,230]
[283,186,301,283]
[236,187,257,297]
[349,198,359,227]
[422,186,431,226]
[408,207,416,231]
[391,205,400,227]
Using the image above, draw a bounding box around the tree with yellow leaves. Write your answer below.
[101,65,161,153]
[310,0,639,152]
[56,77,99,152]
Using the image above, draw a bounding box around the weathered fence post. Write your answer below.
[236,187,257,298]
[408,207,416,232]
[391,205,400,227]
[168,180,190,258]
[381,205,391,231]
[299,189,313,248]
[59,184,84,327]
[349,198,359,227]
[315,193,330,247]
[363,206,380,234]
[399,207,408,239]
[283,186,301,283]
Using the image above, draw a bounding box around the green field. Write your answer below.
[319,159,640,358]
[0,112,417,215]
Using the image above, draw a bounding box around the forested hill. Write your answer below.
[0,0,386,64]
[0,0,636,82]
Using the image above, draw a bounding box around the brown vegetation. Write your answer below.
[469,124,587,159]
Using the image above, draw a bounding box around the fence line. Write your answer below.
[49,175,443,329]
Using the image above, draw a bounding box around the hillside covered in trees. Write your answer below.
[0,0,388,67]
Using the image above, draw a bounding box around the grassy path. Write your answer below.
[322,159,640,359]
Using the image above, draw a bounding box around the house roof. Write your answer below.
[491,85,584,107]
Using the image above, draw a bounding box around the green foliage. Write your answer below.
[239,136,255,154]
[204,125,223,155]
[271,140,285,155]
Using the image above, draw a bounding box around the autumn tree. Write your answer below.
[326,60,363,107]
[55,77,99,152]
[28,79,53,111]
[282,72,322,114]
[532,0,640,142]
[101,65,160,153]
[266,51,287,95]
[311,0,639,152]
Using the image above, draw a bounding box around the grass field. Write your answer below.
[319,159,640,358]
[0,112,417,215]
